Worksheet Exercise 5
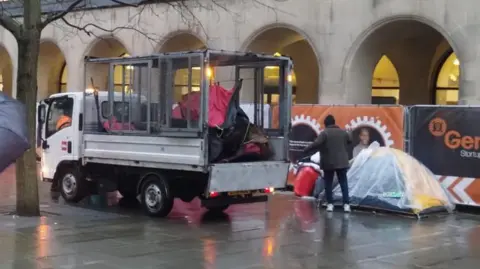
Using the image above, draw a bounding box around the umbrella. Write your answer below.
[0,92,30,173]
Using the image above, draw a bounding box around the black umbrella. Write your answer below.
[0,92,30,173]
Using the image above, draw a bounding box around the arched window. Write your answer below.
[371,55,400,104]
[263,66,297,105]
[59,63,67,93]
[171,57,299,105]
[174,64,202,101]
[435,52,459,105]
[113,53,131,92]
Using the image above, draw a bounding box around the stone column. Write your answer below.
[282,42,319,104]
[388,40,438,105]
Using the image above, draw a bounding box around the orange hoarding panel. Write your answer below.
[438,176,480,206]
[273,105,405,185]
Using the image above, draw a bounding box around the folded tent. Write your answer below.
[172,80,270,163]
[172,80,245,128]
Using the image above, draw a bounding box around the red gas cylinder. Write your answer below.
[294,166,320,197]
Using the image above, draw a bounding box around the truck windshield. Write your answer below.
[46,97,73,138]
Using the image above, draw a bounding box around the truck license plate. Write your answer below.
[228,191,251,196]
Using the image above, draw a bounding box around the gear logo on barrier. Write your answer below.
[289,115,322,173]
[344,116,394,147]
[291,115,322,134]
[428,117,447,137]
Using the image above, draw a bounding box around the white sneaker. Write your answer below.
[326,204,334,212]
[344,204,351,213]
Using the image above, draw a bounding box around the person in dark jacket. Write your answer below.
[295,114,352,212]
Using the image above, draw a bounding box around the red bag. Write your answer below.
[294,166,320,197]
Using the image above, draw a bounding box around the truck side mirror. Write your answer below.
[37,104,46,124]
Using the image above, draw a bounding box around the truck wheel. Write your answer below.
[205,204,229,212]
[58,166,88,203]
[140,175,174,217]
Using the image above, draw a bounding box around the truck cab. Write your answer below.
[37,50,293,217]
[38,92,81,180]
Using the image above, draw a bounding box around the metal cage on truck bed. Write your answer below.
[81,50,293,173]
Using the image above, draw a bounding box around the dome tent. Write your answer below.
[332,143,454,216]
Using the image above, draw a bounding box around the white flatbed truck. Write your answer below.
[37,50,293,217]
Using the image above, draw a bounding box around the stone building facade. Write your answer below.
[0,0,474,105]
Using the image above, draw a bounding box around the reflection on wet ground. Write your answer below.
[1,165,480,268]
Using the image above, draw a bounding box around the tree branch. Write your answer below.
[52,1,208,47]
[0,3,21,38]
[0,14,21,38]
[60,16,159,43]
[41,0,86,29]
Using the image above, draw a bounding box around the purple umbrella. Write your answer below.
[0,92,30,173]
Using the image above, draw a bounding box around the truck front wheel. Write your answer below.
[58,166,88,203]
[140,175,174,217]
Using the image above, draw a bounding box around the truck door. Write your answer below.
[40,95,76,181]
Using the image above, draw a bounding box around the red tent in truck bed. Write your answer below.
[172,83,235,128]
[171,80,272,163]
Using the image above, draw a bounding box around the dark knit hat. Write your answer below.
[324,114,335,126]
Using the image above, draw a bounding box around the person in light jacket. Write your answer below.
[295,114,352,212]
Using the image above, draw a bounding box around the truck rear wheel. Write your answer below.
[58,166,88,203]
[140,175,174,217]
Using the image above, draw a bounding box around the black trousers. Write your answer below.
[323,168,350,205]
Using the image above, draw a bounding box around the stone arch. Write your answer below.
[83,34,131,58]
[157,31,207,101]
[83,36,131,90]
[38,40,67,99]
[241,23,320,104]
[343,15,460,105]
[156,30,206,52]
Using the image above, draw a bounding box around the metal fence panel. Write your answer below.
[408,105,480,206]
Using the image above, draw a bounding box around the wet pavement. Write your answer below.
[1,165,480,268]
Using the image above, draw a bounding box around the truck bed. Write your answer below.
[208,161,289,192]
[82,134,290,191]
[82,134,206,171]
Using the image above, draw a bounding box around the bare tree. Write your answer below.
[0,0,192,216]
[0,0,281,216]
[0,0,81,216]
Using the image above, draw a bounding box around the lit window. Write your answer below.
[263,64,297,105]
[174,67,202,101]
[371,55,400,104]
[113,53,131,93]
[435,52,459,105]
